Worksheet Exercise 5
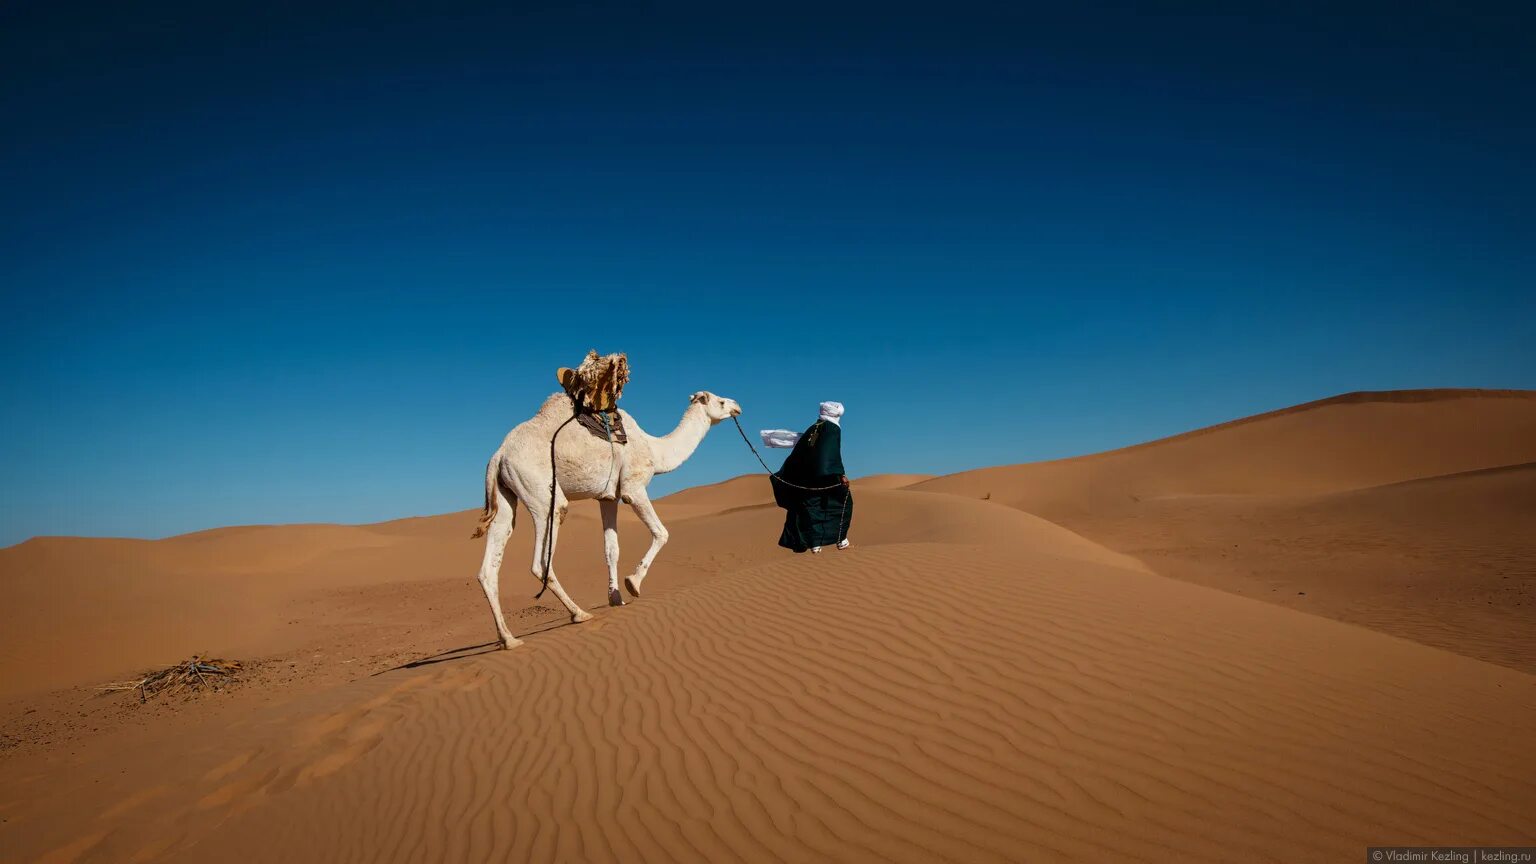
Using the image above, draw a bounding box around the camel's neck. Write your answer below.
[648,404,712,475]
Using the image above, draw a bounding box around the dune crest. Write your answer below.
[916,388,1536,509]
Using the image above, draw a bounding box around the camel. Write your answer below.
[471,390,742,648]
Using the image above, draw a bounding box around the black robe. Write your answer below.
[772,420,853,552]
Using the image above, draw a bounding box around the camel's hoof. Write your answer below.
[571,610,594,624]
[608,589,627,607]
[500,637,524,650]
[624,576,642,598]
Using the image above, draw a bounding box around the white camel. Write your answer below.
[471,390,742,648]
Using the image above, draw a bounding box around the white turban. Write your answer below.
[761,401,845,448]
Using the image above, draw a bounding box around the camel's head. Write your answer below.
[690,391,742,424]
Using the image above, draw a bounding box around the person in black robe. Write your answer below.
[764,401,853,553]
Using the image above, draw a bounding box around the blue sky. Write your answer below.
[2,2,1533,545]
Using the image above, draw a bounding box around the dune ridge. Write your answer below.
[1048,388,1536,463]
[914,388,1536,509]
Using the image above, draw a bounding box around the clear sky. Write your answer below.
[2,2,1533,546]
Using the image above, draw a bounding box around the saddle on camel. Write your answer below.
[557,350,630,500]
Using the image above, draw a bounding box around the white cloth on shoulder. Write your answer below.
[760,429,802,449]
[761,401,845,448]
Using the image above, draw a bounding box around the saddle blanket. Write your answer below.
[575,409,628,444]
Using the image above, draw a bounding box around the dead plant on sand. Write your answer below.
[98,656,243,703]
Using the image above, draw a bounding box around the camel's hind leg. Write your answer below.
[475,485,522,649]
[527,494,594,624]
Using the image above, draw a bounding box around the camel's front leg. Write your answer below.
[600,498,624,606]
[622,489,669,598]
[528,496,594,624]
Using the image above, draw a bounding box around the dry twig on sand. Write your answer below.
[97,656,244,703]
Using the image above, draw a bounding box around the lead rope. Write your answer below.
[730,416,850,545]
[837,482,849,546]
[537,412,578,599]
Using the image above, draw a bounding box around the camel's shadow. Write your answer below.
[377,642,501,674]
[375,617,581,674]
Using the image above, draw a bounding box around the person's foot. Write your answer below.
[810,546,822,554]
[836,539,851,550]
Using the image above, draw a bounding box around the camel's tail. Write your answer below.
[471,452,514,538]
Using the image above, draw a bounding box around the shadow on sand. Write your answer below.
[376,642,503,674]
[375,617,583,674]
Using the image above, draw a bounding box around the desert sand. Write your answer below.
[2,389,1533,862]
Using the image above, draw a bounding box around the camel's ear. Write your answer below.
[690,391,708,404]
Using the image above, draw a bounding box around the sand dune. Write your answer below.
[854,472,935,489]
[2,388,1533,862]
[6,501,1532,862]
[1070,462,1536,669]
[915,388,1536,515]
[913,389,1536,671]
[657,474,774,519]
[179,544,1533,863]
[0,519,480,698]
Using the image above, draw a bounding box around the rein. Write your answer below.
[539,402,624,598]
[536,412,578,599]
[730,416,850,545]
[730,416,845,492]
